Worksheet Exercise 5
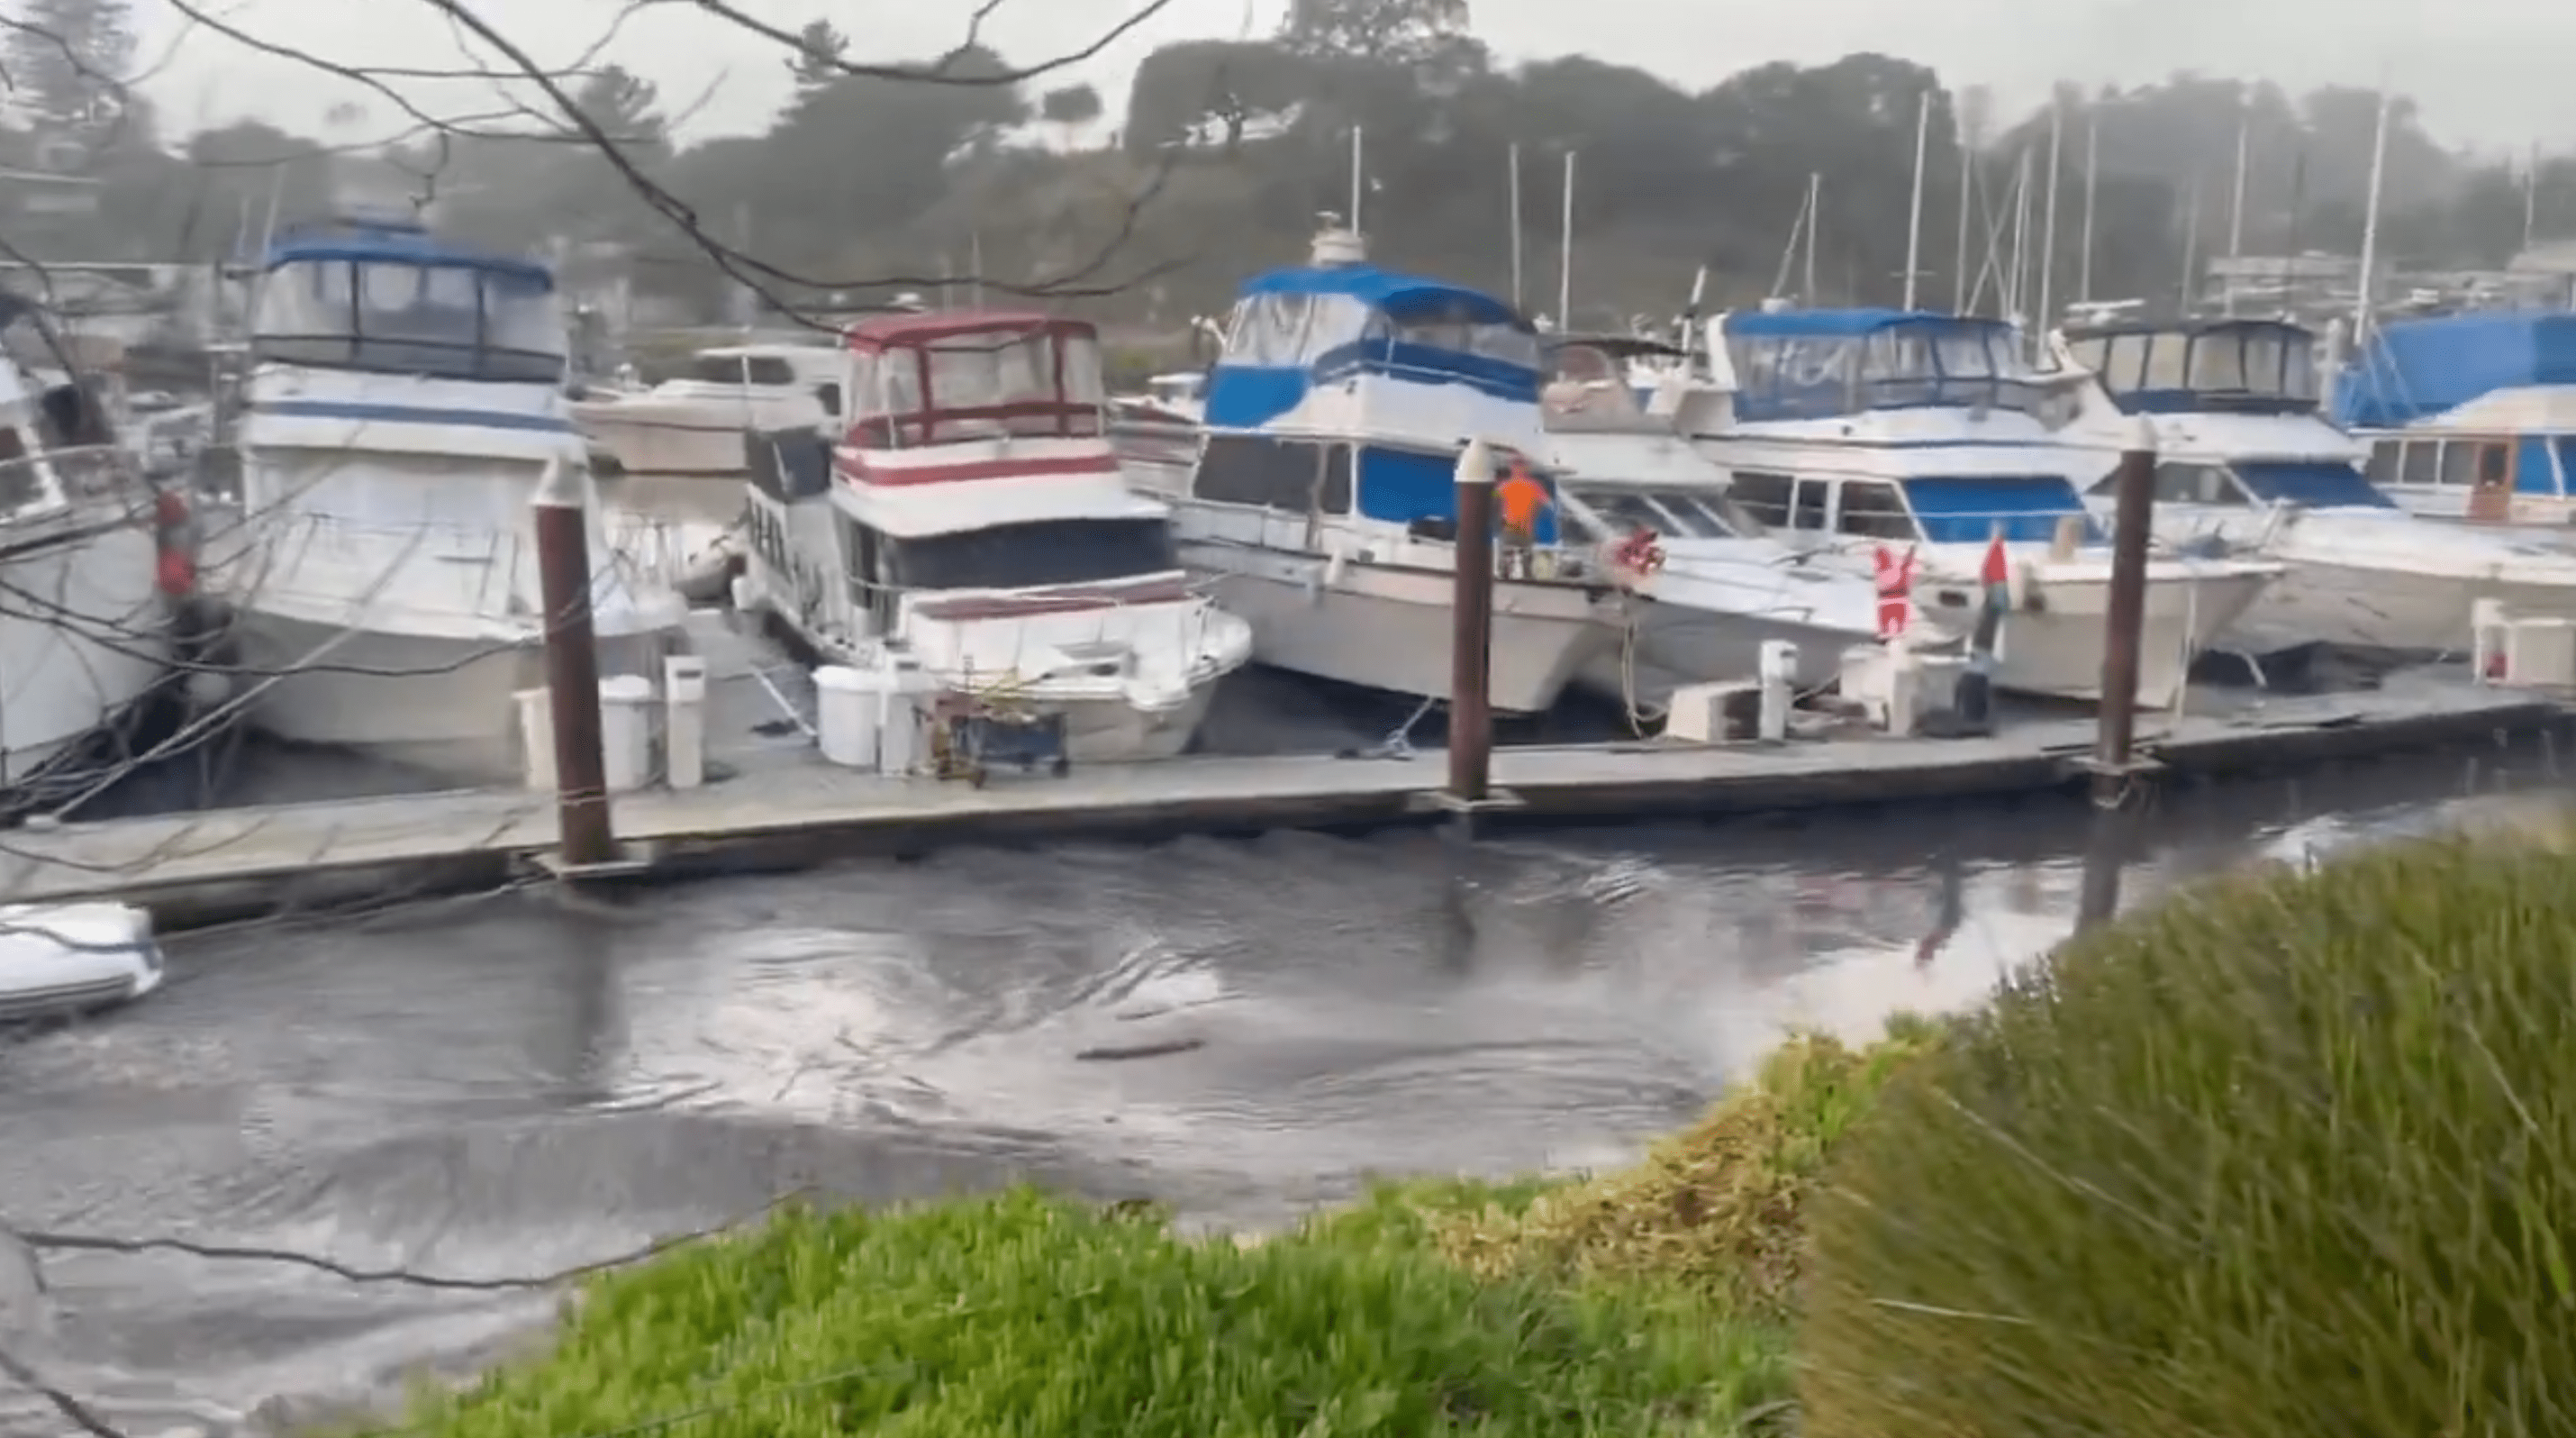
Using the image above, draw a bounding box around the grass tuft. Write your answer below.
[1417,1024,1939,1317]
[1797,831,2576,1438]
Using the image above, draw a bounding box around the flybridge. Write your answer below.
[834,311,1111,478]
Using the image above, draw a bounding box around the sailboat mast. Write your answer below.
[2351,86,2392,345]
[2007,150,2031,321]
[2178,178,2201,312]
[2037,104,2064,336]
[1508,141,1525,309]
[1558,149,1576,327]
[1802,172,1821,302]
[2078,111,2099,304]
[1953,132,1974,311]
[2223,110,2251,317]
[2526,141,2540,252]
[1902,88,1931,309]
[1349,126,1365,234]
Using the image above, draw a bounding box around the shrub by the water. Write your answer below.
[1798,833,2576,1437]
[1420,1028,1936,1317]
[384,1186,1782,1437]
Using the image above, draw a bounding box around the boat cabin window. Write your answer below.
[747,357,796,386]
[1219,288,1537,370]
[252,256,564,383]
[690,355,746,384]
[2230,460,2396,508]
[1791,478,1830,530]
[851,323,1105,446]
[2365,440,2400,487]
[1902,475,2100,543]
[1726,317,2047,423]
[2062,323,2318,413]
[1835,480,1916,539]
[1726,470,1798,529]
[815,382,840,415]
[1195,433,1321,511]
[2090,461,2246,505]
[884,516,1176,591]
[1388,296,1543,369]
[2400,439,2438,486]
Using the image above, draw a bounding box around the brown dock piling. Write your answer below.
[2091,442,2156,807]
[1447,438,1498,814]
[533,459,614,869]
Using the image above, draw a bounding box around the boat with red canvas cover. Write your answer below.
[739,309,1251,762]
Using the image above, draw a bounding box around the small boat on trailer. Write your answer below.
[739,308,1251,764]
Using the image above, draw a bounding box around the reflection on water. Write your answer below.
[0,745,2566,1432]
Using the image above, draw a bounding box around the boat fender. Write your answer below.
[1321,549,1348,594]
[152,488,196,596]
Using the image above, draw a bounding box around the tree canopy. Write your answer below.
[1,0,2564,328]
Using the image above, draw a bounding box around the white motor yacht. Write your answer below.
[2058,316,2576,659]
[570,337,844,479]
[1540,333,1874,708]
[206,214,688,781]
[1680,306,2281,709]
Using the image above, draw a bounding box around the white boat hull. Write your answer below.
[2227,561,2576,657]
[1,519,167,792]
[1951,568,2272,708]
[1577,599,1860,709]
[577,413,752,478]
[1186,543,1609,714]
[1057,676,1220,763]
[228,609,668,784]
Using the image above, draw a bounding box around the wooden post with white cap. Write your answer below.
[532,457,614,869]
[1447,437,1498,811]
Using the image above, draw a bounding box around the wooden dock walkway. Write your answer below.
[0,676,2556,925]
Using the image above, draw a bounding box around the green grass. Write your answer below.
[1797,831,2576,1438]
[363,1030,1949,1438]
[378,1186,1784,1437]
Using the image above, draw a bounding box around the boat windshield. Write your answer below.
[1900,474,2101,543]
[691,353,801,386]
[1561,485,1742,541]
[2064,323,2319,414]
[857,324,1104,445]
[251,258,564,383]
[2231,459,2394,508]
[887,516,1175,591]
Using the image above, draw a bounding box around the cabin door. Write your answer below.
[2467,440,2515,523]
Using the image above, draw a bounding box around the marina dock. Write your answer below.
[0,639,2558,930]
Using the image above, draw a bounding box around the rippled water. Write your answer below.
[0,744,2566,1433]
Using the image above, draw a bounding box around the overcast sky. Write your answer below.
[129,0,2566,157]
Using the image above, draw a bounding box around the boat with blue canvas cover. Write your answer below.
[205,212,686,781]
[2053,315,2576,660]
[1679,305,2280,708]
[2334,309,2576,528]
[1127,225,1613,712]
